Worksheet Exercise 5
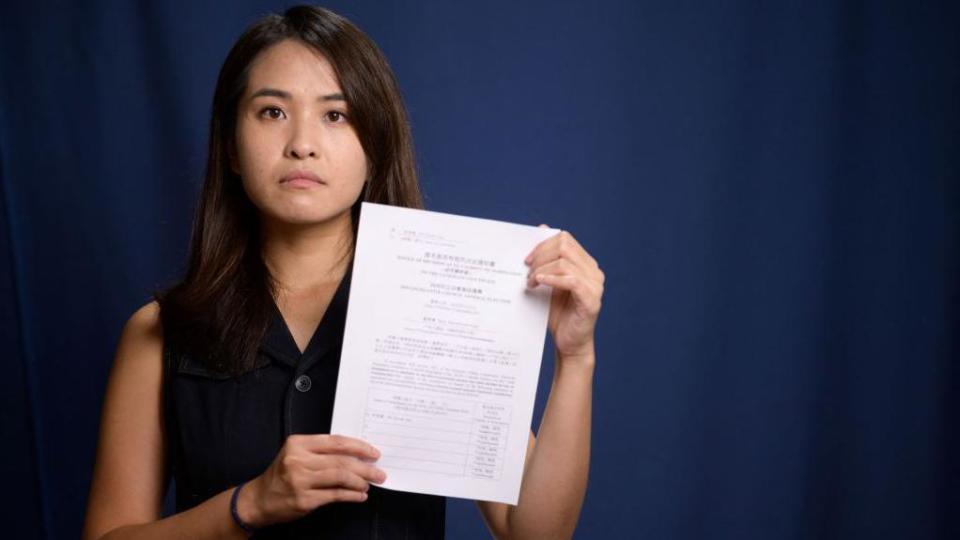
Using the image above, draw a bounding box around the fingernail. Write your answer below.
[361,492,368,501]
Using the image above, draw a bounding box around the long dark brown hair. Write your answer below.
[157,5,423,375]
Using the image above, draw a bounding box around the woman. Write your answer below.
[83,5,604,539]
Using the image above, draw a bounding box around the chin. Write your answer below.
[270,206,351,227]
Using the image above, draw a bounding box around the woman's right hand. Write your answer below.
[238,434,387,528]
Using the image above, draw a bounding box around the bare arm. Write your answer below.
[83,302,386,540]
[477,351,594,540]
[476,229,603,539]
[82,301,252,540]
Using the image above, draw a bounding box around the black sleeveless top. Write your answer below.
[162,263,446,538]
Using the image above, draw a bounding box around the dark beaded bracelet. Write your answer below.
[230,481,257,535]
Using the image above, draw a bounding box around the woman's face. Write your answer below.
[233,39,367,228]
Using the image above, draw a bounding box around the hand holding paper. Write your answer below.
[524,227,605,360]
[331,203,558,504]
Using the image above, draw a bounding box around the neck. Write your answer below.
[260,210,353,295]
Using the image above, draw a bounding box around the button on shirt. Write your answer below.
[163,263,445,539]
[294,374,312,392]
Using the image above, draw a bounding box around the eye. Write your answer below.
[325,110,349,123]
[259,106,285,120]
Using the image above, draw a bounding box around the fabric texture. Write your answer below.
[163,263,446,539]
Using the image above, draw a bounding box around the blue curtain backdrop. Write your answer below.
[1,1,958,539]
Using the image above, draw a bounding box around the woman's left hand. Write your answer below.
[525,227,604,360]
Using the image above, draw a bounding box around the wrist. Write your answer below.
[555,348,596,381]
[556,344,596,366]
[235,477,266,531]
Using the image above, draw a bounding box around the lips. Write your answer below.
[280,170,325,184]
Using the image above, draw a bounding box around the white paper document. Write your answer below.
[331,202,557,504]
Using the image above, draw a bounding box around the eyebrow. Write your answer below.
[249,87,345,101]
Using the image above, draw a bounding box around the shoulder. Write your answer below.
[112,301,164,377]
[122,301,163,344]
[127,300,161,330]
[84,302,168,539]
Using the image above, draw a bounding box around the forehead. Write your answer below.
[245,39,341,96]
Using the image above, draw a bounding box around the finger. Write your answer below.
[293,434,381,460]
[289,453,388,483]
[526,238,601,285]
[525,231,599,278]
[532,258,604,292]
[524,224,554,264]
[335,455,388,484]
[527,257,579,288]
[531,273,603,316]
[550,231,599,270]
[309,467,371,492]
[317,488,369,506]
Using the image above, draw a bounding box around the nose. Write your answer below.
[284,118,318,159]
